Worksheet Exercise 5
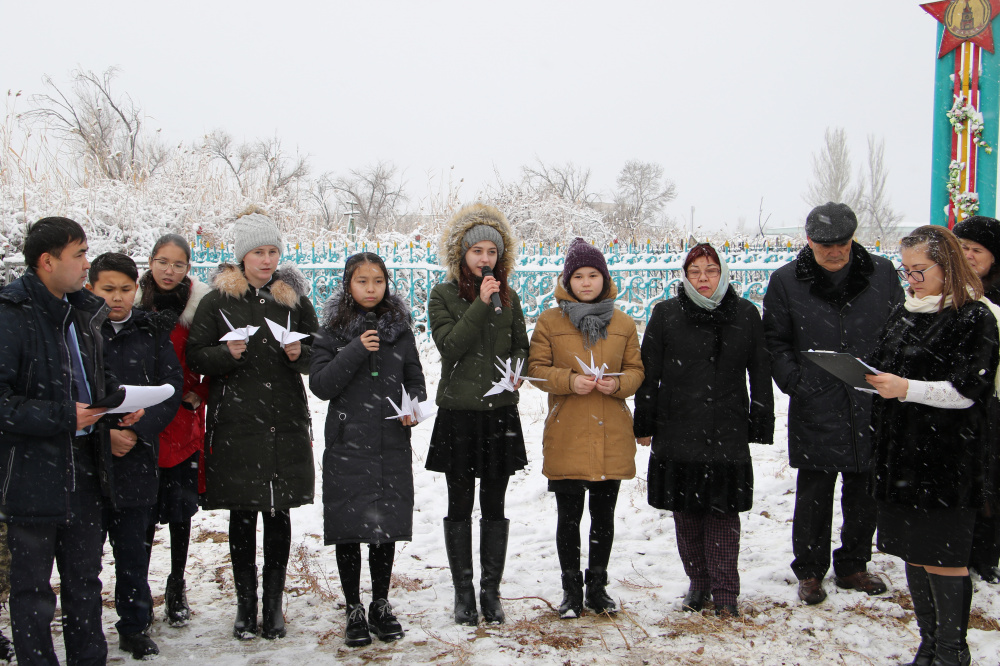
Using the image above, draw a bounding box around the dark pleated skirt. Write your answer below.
[647,457,754,513]
[426,405,527,478]
[876,501,977,567]
[155,451,200,524]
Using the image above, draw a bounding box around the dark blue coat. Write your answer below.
[763,243,904,472]
[309,291,426,546]
[0,270,120,523]
[100,309,183,508]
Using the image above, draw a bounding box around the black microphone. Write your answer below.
[480,266,502,314]
[365,312,379,377]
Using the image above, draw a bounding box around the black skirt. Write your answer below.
[647,457,754,513]
[426,405,527,478]
[876,501,977,567]
[155,451,200,524]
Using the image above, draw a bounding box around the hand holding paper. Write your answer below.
[88,384,176,414]
[484,357,546,397]
[575,351,624,382]
[219,311,259,342]
[385,385,436,424]
[265,312,310,348]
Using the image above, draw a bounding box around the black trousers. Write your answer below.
[7,487,107,666]
[554,482,620,572]
[103,503,156,635]
[791,469,877,580]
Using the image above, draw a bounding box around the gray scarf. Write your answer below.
[560,299,614,348]
[681,254,731,311]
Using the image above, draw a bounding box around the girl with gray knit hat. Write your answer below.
[526,238,644,619]
[426,203,528,626]
[187,210,318,641]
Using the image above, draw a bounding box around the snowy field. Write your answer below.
[11,340,1000,665]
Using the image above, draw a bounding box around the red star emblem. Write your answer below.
[923,0,1000,57]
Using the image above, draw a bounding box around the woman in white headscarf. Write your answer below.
[634,243,773,618]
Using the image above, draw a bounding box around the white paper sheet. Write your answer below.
[104,384,176,414]
[264,312,310,348]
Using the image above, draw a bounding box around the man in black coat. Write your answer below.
[762,203,904,604]
[0,218,144,665]
[88,252,183,659]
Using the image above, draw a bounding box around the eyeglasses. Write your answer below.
[895,263,938,283]
[686,267,721,279]
[151,258,189,272]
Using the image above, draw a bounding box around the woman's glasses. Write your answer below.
[151,258,189,272]
[895,263,938,283]
[686,267,721,279]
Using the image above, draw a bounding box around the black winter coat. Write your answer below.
[870,301,999,510]
[187,264,318,512]
[634,287,774,512]
[762,243,904,472]
[0,270,120,523]
[310,291,426,545]
[100,310,183,508]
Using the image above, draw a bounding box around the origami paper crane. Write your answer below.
[219,311,260,342]
[264,312,310,348]
[484,356,546,397]
[575,351,624,381]
[385,385,436,423]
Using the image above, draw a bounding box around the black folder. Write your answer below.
[801,351,880,392]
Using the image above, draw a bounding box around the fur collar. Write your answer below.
[437,203,518,282]
[794,242,874,308]
[321,288,412,343]
[210,262,309,309]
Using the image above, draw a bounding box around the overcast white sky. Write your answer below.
[3,1,940,232]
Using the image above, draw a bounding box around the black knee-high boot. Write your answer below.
[926,574,972,666]
[479,519,509,624]
[903,564,935,666]
[443,519,477,625]
[232,565,259,640]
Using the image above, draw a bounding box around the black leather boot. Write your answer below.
[927,574,972,666]
[232,565,259,640]
[368,598,405,641]
[903,564,936,666]
[165,573,191,627]
[261,567,287,639]
[585,568,617,615]
[443,519,477,626]
[119,629,159,659]
[479,519,509,624]
[344,603,372,647]
[682,587,710,612]
[558,570,584,619]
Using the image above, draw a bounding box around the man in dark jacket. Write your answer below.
[0,217,144,665]
[763,203,904,604]
[88,252,183,659]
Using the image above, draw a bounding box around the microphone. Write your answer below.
[365,312,379,377]
[480,266,502,314]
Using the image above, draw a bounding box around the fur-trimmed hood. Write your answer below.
[321,288,412,343]
[437,203,518,282]
[136,276,211,328]
[210,262,310,309]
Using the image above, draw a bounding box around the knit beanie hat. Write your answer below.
[805,202,858,244]
[461,224,505,258]
[954,215,1000,260]
[233,213,283,263]
[562,238,611,291]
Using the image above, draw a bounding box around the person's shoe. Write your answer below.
[261,567,287,639]
[557,570,584,619]
[584,568,617,615]
[232,565,259,640]
[368,599,405,642]
[681,587,710,612]
[165,573,191,627]
[443,519,478,626]
[904,563,936,666]
[344,603,373,648]
[119,631,160,660]
[971,564,1000,584]
[798,577,827,605]
[0,628,13,663]
[926,574,973,666]
[479,519,509,624]
[835,571,888,596]
[715,604,740,618]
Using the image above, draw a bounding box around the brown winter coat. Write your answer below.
[527,281,644,481]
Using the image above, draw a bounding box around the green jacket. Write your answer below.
[186,264,318,511]
[429,280,529,411]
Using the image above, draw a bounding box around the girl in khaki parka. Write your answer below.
[527,238,643,619]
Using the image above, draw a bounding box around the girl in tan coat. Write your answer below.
[527,238,644,618]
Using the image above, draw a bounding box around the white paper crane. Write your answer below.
[385,386,436,423]
[219,311,260,342]
[264,312,310,348]
[484,356,546,397]
[575,351,624,381]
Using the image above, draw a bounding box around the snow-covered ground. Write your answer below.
[12,341,1000,664]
